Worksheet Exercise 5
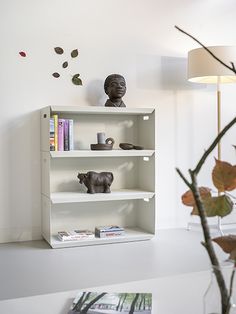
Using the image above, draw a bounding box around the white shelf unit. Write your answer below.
[41,106,156,248]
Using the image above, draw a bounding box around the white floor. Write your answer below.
[0,228,228,313]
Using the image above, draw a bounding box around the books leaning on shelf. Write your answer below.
[58,230,95,241]
[50,115,74,151]
[95,225,125,238]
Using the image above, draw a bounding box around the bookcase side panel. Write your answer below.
[42,195,51,244]
[137,197,155,234]
[41,107,50,152]
[41,152,50,197]
[137,155,155,191]
[138,110,155,150]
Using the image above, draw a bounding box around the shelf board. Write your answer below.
[50,228,154,248]
[50,149,155,158]
[50,106,154,115]
[51,189,155,204]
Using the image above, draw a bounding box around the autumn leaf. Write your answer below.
[62,61,68,68]
[212,159,236,192]
[19,51,26,57]
[72,74,82,85]
[54,47,64,55]
[213,235,236,260]
[181,187,211,206]
[52,72,60,78]
[71,49,78,58]
[191,194,233,217]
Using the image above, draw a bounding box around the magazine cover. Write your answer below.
[68,291,152,314]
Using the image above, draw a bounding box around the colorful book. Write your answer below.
[68,291,152,313]
[96,225,124,232]
[53,114,58,151]
[97,230,125,238]
[50,118,55,151]
[64,119,69,151]
[69,119,74,150]
[95,226,125,238]
[58,119,64,151]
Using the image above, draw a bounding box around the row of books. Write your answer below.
[58,226,125,241]
[50,114,74,151]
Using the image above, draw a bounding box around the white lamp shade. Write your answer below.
[188,46,236,83]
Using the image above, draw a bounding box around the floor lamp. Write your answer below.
[187,46,236,234]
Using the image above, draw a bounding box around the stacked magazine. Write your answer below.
[58,230,94,241]
[95,225,125,238]
[57,225,125,241]
[68,291,152,313]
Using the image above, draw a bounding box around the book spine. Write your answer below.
[53,114,58,151]
[50,118,55,151]
[64,119,69,151]
[98,231,125,238]
[58,235,94,241]
[58,119,64,151]
[69,119,74,150]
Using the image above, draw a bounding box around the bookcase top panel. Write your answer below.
[49,106,155,115]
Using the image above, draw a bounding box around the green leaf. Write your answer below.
[71,49,78,58]
[72,74,82,85]
[52,72,60,78]
[191,195,233,217]
[62,61,68,68]
[54,47,64,54]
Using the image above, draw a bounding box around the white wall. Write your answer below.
[0,0,236,242]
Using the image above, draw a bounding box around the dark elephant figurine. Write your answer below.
[77,171,114,194]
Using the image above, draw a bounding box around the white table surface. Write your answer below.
[0,270,211,314]
[0,228,229,314]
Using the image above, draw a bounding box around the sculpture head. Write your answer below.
[77,173,87,184]
[104,74,126,101]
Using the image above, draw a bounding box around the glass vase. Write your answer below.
[204,261,236,314]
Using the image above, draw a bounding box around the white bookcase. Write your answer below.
[41,106,156,248]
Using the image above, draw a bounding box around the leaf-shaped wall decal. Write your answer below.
[19,51,26,57]
[212,159,236,192]
[181,187,211,206]
[52,72,60,78]
[71,49,78,58]
[54,47,64,54]
[62,61,68,68]
[191,194,233,217]
[72,74,82,85]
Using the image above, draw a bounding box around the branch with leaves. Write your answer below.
[176,26,236,314]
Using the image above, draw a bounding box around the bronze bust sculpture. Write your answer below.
[104,74,126,107]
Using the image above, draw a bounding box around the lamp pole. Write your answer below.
[217,77,221,161]
[217,77,224,235]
